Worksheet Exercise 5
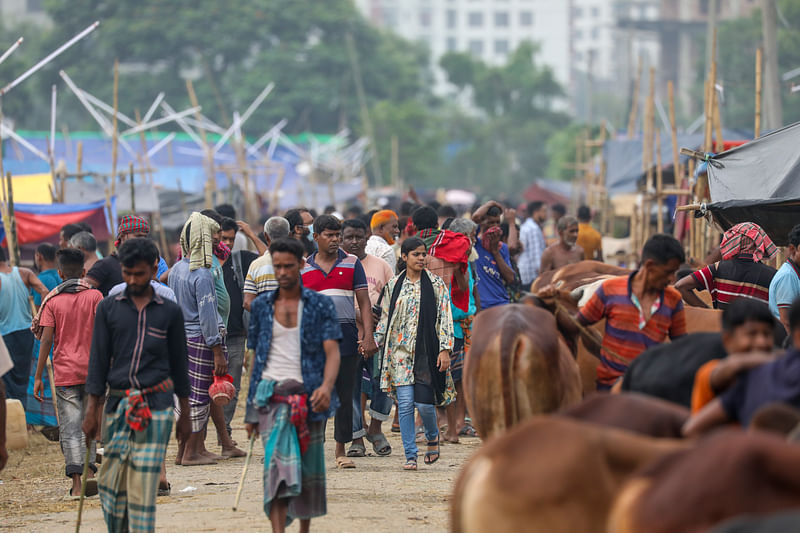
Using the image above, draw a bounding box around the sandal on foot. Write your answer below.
[391,423,401,433]
[346,442,366,457]
[424,439,440,465]
[158,482,171,497]
[84,479,98,497]
[458,425,478,438]
[365,432,392,456]
[335,456,356,469]
[403,458,418,471]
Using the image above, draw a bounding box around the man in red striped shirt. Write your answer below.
[676,222,777,310]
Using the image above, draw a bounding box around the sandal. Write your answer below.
[403,458,418,471]
[346,442,366,457]
[365,432,392,456]
[424,438,440,465]
[158,482,171,497]
[335,456,356,469]
[391,423,401,433]
[458,425,478,438]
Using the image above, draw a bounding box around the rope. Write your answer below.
[552,300,627,365]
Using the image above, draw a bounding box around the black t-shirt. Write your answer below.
[87,254,123,296]
[222,250,258,336]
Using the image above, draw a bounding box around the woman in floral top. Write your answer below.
[374,237,454,470]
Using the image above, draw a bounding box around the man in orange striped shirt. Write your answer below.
[576,235,688,390]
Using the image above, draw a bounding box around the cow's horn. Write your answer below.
[569,288,584,303]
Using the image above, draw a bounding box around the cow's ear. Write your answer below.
[520,293,546,309]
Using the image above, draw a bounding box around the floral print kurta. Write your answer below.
[374,271,455,402]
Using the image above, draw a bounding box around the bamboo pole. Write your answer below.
[186,80,216,207]
[642,67,656,243]
[714,88,724,153]
[129,162,135,213]
[4,172,19,266]
[656,128,664,233]
[111,59,119,199]
[271,166,285,213]
[627,57,643,139]
[76,141,83,182]
[755,47,763,138]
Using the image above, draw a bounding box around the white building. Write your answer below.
[0,0,52,29]
[355,0,571,96]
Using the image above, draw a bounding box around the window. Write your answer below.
[574,29,583,40]
[591,27,600,40]
[591,6,600,17]
[573,6,583,18]
[494,39,509,55]
[468,11,483,27]
[447,37,458,51]
[468,39,484,57]
[494,11,509,27]
[446,9,457,29]
[419,9,432,27]
[520,11,533,26]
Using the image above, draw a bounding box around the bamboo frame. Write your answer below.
[755,47,763,138]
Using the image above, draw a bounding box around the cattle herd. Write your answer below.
[451,261,800,533]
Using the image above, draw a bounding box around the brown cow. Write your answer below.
[463,304,581,439]
[451,416,685,533]
[559,392,690,438]
[608,430,800,533]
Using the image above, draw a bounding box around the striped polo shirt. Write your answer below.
[578,272,687,388]
[301,249,368,356]
[691,254,776,310]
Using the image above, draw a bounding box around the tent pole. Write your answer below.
[755,48,763,138]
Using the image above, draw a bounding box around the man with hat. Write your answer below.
[86,215,168,296]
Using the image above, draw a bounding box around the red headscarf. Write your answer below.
[115,215,150,248]
[719,222,777,262]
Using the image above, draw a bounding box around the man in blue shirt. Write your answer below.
[769,224,800,334]
[472,202,515,309]
[684,296,800,436]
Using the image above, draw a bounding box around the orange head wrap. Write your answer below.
[370,210,399,244]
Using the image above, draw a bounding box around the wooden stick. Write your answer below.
[233,434,256,511]
[129,162,135,213]
[76,141,83,181]
[4,172,19,266]
[667,81,681,187]
[656,128,664,233]
[713,85,724,153]
[75,445,93,532]
[755,47,763,138]
[675,204,701,212]
[111,59,119,199]
[186,80,216,207]
[627,57,643,139]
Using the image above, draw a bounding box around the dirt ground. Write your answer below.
[1,406,480,532]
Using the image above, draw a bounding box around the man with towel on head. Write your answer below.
[168,212,230,465]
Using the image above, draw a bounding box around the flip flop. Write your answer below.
[391,423,401,433]
[458,425,479,438]
[335,456,356,469]
[346,442,366,457]
[403,458,418,471]
[365,432,392,456]
[158,482,171,497]
[424,438,440,465]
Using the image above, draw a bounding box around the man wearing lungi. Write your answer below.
[246,238,341,533]
[83,238,191,532]
[169,212,229,465]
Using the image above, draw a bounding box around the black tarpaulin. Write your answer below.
[706,121,800,246]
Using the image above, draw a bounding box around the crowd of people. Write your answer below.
[2,195,800,532]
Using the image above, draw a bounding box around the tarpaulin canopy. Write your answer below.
[0,198,114,246]
[8,173,54,204]
[705,121,800,246]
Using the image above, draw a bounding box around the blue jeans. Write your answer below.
[396,385,438,461]
[2,329,34,402]
[352,357,393,439]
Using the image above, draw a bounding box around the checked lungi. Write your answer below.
[186,335,227,433]
[98,399,173,533]
[258,380,326,523]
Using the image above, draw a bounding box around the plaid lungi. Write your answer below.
[25,339,57,426]
[260,404,326,524]
[98,399,173,533]
[186,335,227,433]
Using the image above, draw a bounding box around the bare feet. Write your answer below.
[221,445,247,458]
[180,453,218,466]
[175,440,185,465]
[200,449,225,461]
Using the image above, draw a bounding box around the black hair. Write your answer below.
[500,222,510,239]
[399,201,416,216]
[641,234,686,265]
[200,209,222,224]
[284,208,308,231]
[220,217,238,233]
[437,205,457,218]
[486,205,503,218]
[313,214,342,235]
[214,204,236,219]
[36,243,57,262]
[789,224,800,247]
[551,203,566,217]
[427,200,441,212]
[60,223,84,241]
[118,237,159,268]
[323,205,336,215]
[721,298,774,332]
[0,247,6,262]
[789,296,800,333]
[56,248,85,279]
[77,222,92,233]
[346,205,364,217]
[527,201,544,215]
[269,237,305,262]
[577,205,592,222]
[401,236,427,256]
[342,219,368,234]
[365,209,379,227]
[441,217,454,230]
[411,206,438,231]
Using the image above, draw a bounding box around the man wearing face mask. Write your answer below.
[285,208,315,257]
[538,216,584,274]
